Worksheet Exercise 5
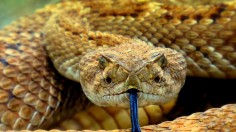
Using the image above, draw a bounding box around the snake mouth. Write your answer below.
[103,88,168,99]
[100,88,172,107]
[127,88,140,94]
[102,88,140,99]
[127,88,141,100]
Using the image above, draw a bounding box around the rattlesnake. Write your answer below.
[0,0,236,131]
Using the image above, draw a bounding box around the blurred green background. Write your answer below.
[0,0,60,29]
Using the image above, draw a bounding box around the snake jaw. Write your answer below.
[94,88,177,108]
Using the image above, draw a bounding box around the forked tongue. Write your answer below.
[127,89,141,132]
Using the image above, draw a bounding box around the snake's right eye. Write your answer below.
[98,56,109,69]
[154,76,161,83]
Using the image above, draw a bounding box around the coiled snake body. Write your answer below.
[0,0,236,131]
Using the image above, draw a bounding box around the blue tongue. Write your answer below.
[128,89,141,132]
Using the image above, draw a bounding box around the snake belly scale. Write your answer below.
[0,0,236,131]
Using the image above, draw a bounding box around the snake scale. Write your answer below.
[0,0,236,131]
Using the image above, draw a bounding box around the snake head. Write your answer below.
[79,41,187,108]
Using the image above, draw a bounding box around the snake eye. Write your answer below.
[154,76,161,83]
[98,56,109,69]
[156,54,167,68]
[105,77,112,84]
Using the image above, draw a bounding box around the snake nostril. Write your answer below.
[105,77,112,84]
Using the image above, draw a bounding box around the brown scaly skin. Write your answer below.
[0,0,236,131]
[44,9,187,107]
